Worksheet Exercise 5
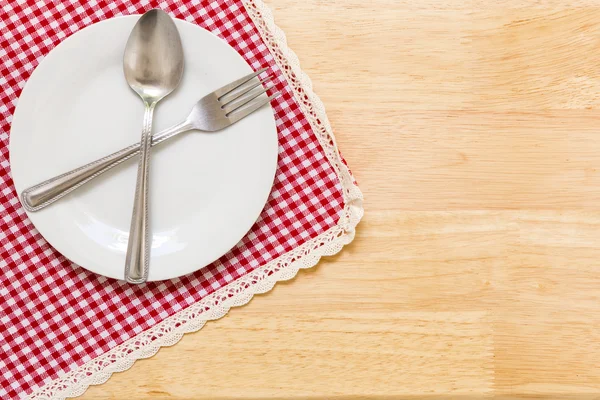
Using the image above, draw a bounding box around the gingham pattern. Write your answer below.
[0,1,345,398]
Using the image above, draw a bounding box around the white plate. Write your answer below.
[10,16,278,281]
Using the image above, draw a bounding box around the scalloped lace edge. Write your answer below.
[26,1,364,398]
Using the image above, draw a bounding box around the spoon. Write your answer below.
[123,10,184,284]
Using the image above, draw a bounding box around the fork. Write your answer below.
[21,68,279,212]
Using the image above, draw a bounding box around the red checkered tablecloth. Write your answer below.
[0,1,361,399]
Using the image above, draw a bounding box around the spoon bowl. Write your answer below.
[123,9,184,104]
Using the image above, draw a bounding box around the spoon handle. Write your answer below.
[124,104,155,284]
[20,121,191,212]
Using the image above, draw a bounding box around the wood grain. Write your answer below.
[81,1,600,398]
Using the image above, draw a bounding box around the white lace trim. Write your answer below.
[26,1,363,398]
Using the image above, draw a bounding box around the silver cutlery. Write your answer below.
[122,10,185,283]
[20,68,277,213]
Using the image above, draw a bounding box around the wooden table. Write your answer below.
[82,1,600,398]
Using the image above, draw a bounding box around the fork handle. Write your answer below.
[20,121,191,212]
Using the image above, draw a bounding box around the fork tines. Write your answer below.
[216,68,280,123]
